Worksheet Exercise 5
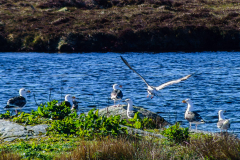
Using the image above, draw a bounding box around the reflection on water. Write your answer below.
[0,52,240,136]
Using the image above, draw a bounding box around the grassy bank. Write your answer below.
[1,133,240,159]
[0,100,240,159]
[0,0,240,52]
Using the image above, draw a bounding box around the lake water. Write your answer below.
[0,52,239,135]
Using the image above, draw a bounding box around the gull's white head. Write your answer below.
[19,88,30,98]
[182,99,192,104]
[113,84,122,90]
[125,98,134,111]
[65,94,73,103]
[218,110,226,121]
[182,98,193,111]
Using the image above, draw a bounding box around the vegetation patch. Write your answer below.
[0,100,240,159]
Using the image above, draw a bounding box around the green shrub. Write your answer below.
[32,100,71,120]
[10,100,73,125]
[161,122,189,143]
[127,112,156,130]
[47,109,127,139]
[0,111,11,119]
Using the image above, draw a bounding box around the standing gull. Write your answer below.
[120,56,192,99]
[72,97,79,110]
[217,110,230,132]
[60,94,76,109]
[125,98,135,119]
[4,88,31,114]
[111,84,123,107]
[182,99,205,130]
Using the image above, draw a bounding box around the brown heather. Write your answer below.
[0,150,21,160]
[188,133,240,160]
[56,133,240,160]
[1,132,240,159]
[0,0,240,52]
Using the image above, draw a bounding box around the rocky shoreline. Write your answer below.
[0,105,223,142]
[0,105,169,141]
[1,26,240,53]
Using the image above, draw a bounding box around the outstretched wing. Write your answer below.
[120,56,150,87]
[155,74,192,90]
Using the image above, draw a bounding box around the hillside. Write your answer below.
[0,0,240,52]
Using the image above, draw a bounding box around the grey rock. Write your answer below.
[0,120,49,141]
[98,105,170,128]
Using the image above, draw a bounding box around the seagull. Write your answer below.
[125,98,135,119]
[120,56,192,99]
[4,88,31,114]
[71,96,79,111]
[217,110,230,132]
[182,99,205,130]
[111,84,123,107]
[60,94,75,109]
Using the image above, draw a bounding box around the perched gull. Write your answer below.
[111,84,123,107]
[217,110,230,132]
[120,56,192,99]
[4,88,31,114]
[125,98,135,119]
[60,94,76,110]
[72,97,79,110]
[182,99,205,130]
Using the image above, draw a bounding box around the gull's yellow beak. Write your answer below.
[182,100,186,103]
[27,90,31,93]
[72,96,76,99]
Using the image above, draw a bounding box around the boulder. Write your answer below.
[98,105,169,128]
[0,120,48,142]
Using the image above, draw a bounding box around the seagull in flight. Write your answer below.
[120,56,192,98]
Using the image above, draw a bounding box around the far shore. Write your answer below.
[0,0,240,53]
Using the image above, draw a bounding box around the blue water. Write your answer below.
[0,52,239,135]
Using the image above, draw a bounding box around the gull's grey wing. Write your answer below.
[120,56,151,87]
[5,96,26,108]
[217,119,230,130]
[155,74,192,90]
[111,89,123,100]
[185,111,204,123]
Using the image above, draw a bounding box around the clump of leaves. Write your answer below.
[127,112,156,130]
[11,100,72,125]
[0,111,11,119]
[47,109,127,139]
[161,122,189,143]
[11,112,47,125]
[32,100,71,120]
